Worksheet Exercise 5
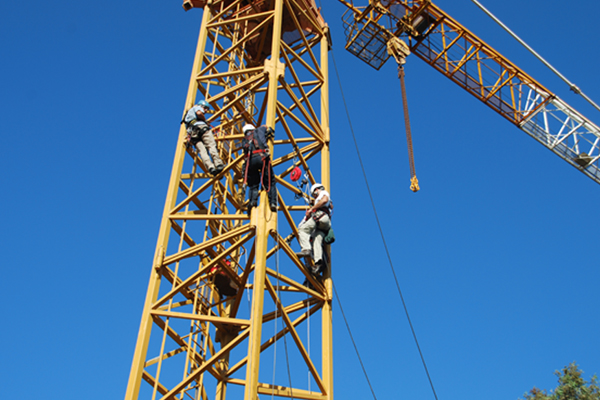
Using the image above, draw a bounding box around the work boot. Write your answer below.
[312,260,324,276]
[270,203,277,212]
[208,167,217,176]
[295,249,311,258]
[302,278,315,290]
[216,164,225,173]
[247,201,257,216]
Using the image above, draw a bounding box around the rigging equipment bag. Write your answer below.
[323,227,335,245]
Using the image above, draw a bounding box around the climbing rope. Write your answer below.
[332,281,378,400]
[271,223,279,400]
[306,289,311,393]
[331,46,440,400]
[274,211,295,399]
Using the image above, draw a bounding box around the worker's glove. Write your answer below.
[265,127,275,140]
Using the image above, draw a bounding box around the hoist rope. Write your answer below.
[332,281,378,400]
[331,49,440,400]
[397,65,420,192]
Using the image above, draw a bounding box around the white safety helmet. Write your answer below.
[310,183,324,196]
[242,124,256,134]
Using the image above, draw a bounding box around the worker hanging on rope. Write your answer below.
[183,99,225,176]
[241,124,277,214]
[211,260,238,298]
[296,183,334,277]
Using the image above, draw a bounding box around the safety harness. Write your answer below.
[311,201,333,222]
[242,130,272,192]
[182,107,211,147]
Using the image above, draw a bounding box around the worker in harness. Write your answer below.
[183,99,225,176]
[296,183,332,273]
[241,124,277,213]
[211,260,238,298]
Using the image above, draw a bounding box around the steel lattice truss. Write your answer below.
[340,0,600,183]
[126,1,333,399]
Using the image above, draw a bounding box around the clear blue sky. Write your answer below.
[1,1,599,399]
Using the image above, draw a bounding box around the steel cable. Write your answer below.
[332,281,379,400]
[331,48,440,400]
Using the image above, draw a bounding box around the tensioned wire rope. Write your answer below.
[255,7,437,399]
[330,52,440,400]
[320,9,440,400]
[272,206,295,400]
[331,280,378,400]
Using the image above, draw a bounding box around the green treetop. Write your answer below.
[521,363,600,400]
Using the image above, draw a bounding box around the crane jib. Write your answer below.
[339,0,600,185]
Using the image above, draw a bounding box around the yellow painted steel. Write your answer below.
[340,0,553,126]
[125,1,332,399]
[124,6,213,399]
[244,1,283,399]
[319,26,334,400]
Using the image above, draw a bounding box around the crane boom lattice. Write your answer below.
[340,0,600,184]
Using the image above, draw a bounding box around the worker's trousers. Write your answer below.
[245,154,277,208]
[192,128,224,170]
[298,214,331,263]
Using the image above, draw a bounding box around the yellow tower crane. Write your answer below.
[125,1,333,399]
[126,1,600,399]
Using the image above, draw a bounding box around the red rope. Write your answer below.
[243,154,250,186]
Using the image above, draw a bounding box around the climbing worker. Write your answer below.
[296,183,332,272]
[241,124,277,214]
[183,99,225,176]
[211,261,238,297]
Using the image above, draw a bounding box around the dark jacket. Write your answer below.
[242,126,271,155]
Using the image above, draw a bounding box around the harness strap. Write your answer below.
[311,204,332,222]
[243,153,251,186]
[317,205,331,216]
[268,158,271,192]
[260,158,265,190]
[243,152,272,192]
[259,157,272,193]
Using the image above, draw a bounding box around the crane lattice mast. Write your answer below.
[125,1,333,399]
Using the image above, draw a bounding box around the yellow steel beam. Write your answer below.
[150,310,251,327]
[126,1,333,398]
[124,5,213,400]
[227,300,322,376]
[265,279,327,394]
[244,0,285,396]
[320,26,334,400]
